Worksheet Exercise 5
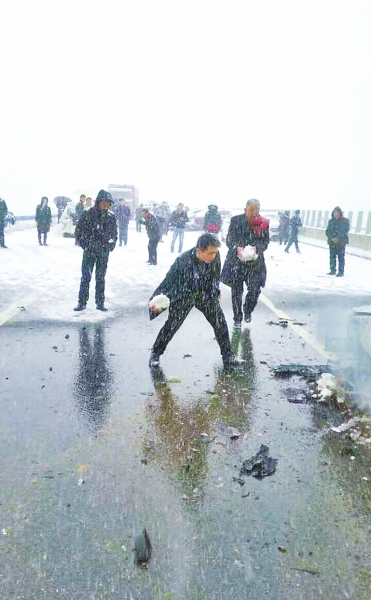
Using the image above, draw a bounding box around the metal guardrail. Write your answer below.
[297,209,371,235]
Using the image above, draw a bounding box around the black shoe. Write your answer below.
[1,245,8,248]
[244,313,252,323]
[74,304,86,311]
[39,242,43,246]
[336,273,344,277]
[96,305,108,311]
[284,249,289,253]
[327,271,336,275]
[43,243,48,246]
[146,260,151,263]
[149,352,160,367]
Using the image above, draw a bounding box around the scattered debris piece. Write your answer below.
[316,373,337,401]
[266,320,288,327]
[331,418,357,433]
[77,478,85,486]
[19,306,26,311]
[65,334,70,339]
[133,528,152,567]
[278,546,287,553]
[292,567,320,576]
[49,367,53,372]
[227,427,241,439]
[272,364,328,380]
[167,375,181,383]
[183,354,192,358]
[292,322,306,326]
[52,346,58,350]
[232,477,245,486]
[240,445,278,479]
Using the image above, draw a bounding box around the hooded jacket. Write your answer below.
[35,198,52,232]
[75,204,117,254]
[204,205,222,232]
[325,207,350,246]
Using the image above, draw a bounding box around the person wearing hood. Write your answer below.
[204,204,222,239]
[35,197,52,246]
[74,190,117,311]
[325,206,350,277]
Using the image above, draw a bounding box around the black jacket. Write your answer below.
[204,205,222,232]
[169,209,188,229]
[149,247,221,320]
[289,214,302,233]
[325,209,349,246]
[75,205,117,254]
[221,214,269,287]
[143,214,161,240]
[35,204,52,232]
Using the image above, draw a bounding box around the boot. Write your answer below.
[74,303,86,311]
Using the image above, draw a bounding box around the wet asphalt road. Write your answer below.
[1,289,371,600]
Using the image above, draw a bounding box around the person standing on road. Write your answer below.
[169,203,188,253]
[74,194,86,246]
[278,210,290,245]
[85,197,92,209]
[325,206,350,277]
[74,190,117,312]
[221,199,270,326]
[284,210,302,253]
[135,204,143,232]
[204,204,223,241]
[148,233,238,371]
[115,198,131,246]
[35,197,52,246]
[142,208,161,265]
[0,197,8,248]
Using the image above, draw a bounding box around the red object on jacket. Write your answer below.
[248,215,270,235]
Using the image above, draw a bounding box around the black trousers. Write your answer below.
[329,244,345,274]
[37,228,48,244]
[152,299,232,358]
[118,222,129,245]
[78,249,109,306]
[148,237,160,264]
[231,278,262,322]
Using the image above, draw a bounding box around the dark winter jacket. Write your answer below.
[204,205,222,232]
[289,214,302,233]
[143,213,161,240]
[115,204,131,223]
[35,203,52,232]
[149,247,221,320]
[0,199,8,223]
[278,213,290,233]
[169,209,189,229]
[221,213,269,287]
[75,205,117,254]
[325,207,350,246]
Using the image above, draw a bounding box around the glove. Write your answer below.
[109,242,115,251]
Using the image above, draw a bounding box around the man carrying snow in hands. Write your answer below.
[148,233,237,371]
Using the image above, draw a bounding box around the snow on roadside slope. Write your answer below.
[1,222,370,324]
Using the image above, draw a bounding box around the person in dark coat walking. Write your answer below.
[221,199,270,326]
[74,190,117,312]
[142,208,161,265]
[0,197,8,248]
[284,210,302,253]
[148,233,237,371]
[35,197,52,246]
[115,198,131,246]
[325,206,350,277]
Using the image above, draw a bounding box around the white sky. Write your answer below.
[1,0,371,214]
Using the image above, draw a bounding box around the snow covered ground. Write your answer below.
[1,222,370,324]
